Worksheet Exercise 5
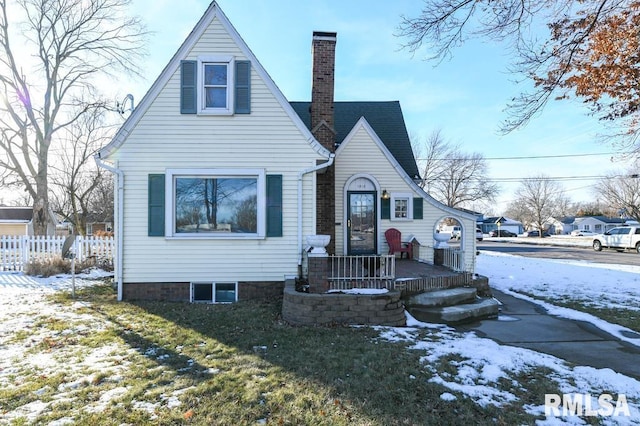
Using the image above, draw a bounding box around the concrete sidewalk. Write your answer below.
[455,289,640,380]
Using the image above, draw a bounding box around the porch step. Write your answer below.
[405,287,478,309]
[407,298,500,325]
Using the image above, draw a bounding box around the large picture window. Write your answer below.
[166,169,265,238]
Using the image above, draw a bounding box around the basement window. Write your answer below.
[191,282,238,304]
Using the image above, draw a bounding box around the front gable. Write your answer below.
[98,2,334,287]
[99,2,328,160]
[335,118,474,221]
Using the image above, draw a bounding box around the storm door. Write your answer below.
[347,191,377,255]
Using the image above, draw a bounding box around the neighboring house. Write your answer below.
[545,216,575,235]
[477,216,523,235]
[0,207,33,236]
[0,206,58,236]
[96,2,475,302]
[572,216,626,234]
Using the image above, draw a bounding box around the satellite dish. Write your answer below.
[116,94,134,118]
[62,235,75,259]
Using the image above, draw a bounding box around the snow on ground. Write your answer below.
[1,253,640,424]
[377,251,640,424]
[477,251,640,348]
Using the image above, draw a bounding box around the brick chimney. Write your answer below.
[311,31,336,254]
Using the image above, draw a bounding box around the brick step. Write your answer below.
[406,297,500,325]
[405,287,477,309]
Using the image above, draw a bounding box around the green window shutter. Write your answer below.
[413,197,423,220]
[235,60,251,114]
[266,174,282,237]
[180,60,197,114]
[148,174,165,236]
[381,198,390,220]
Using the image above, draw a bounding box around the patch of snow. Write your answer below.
[440,392,457,401]
[328,288,389,295]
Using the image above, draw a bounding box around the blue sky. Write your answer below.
[123,0,629,214]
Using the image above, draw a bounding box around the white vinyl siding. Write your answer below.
[114,16,323,284]
[335,124,476,269]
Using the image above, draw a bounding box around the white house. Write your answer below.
[96,1,475,302]
[572,216,626,234]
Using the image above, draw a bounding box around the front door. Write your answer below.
[347,191,376,255]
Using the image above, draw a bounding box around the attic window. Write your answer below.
[181,58,250,115]
[198,56,234,115]
[204,63,228,108]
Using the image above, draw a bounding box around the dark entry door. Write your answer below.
[347,191,376,255]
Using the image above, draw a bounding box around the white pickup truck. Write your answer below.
[592,226,640,253]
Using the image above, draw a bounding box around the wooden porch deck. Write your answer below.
[394,258,462,279]
[392,258,472,293]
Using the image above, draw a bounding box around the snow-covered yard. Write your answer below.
[0,253,639,424]
[382,251,640,424]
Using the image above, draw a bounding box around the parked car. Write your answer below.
[476,227,483,241]
[570,229,595,237]
[592,226,640,253]
[441,225,462,240]
[489,229,517,237]
[524,230,550,237]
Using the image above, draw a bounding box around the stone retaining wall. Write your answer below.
[282,280,406,326]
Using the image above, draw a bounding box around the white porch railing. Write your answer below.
[0,235,115,272]
[441,247,465,272]
[328,255,395,290]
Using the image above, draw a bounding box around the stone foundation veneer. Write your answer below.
[282,280,406,326]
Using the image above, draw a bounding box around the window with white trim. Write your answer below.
[391,193,413,220]
[191,282,238,303]
[198,56,234,115]
[166,169,265,238]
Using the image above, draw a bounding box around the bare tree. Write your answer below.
[49,108,113,235]
[509,174,569,236]
[397,1,640,155]
[595,170,640,222]
[0,0,146,234]
[416,130,499,208]
[572,200,617,218]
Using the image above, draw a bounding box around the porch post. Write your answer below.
[307,252,330,293]
[434,248,444,266]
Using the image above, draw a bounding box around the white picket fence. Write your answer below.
[0,235,115,272]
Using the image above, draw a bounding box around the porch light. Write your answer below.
[382,190,390,199]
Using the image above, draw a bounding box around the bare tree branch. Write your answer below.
[508,174,569,235]
[0,0,147,234]
[415,130,500,208]
[595,169,640,222]
[397,1,640,153]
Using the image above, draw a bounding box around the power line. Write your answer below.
[416,151,627,161]
[423,173,638,183]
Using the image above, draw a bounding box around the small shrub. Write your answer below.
[25,257,71,277]
[25,256,112,277]
[93,230,114,238]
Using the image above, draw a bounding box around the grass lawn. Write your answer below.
[2,284,561,425]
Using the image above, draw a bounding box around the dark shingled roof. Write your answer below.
[0,207,32,222]
[578,215,626,224]
[290,101,420,179]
